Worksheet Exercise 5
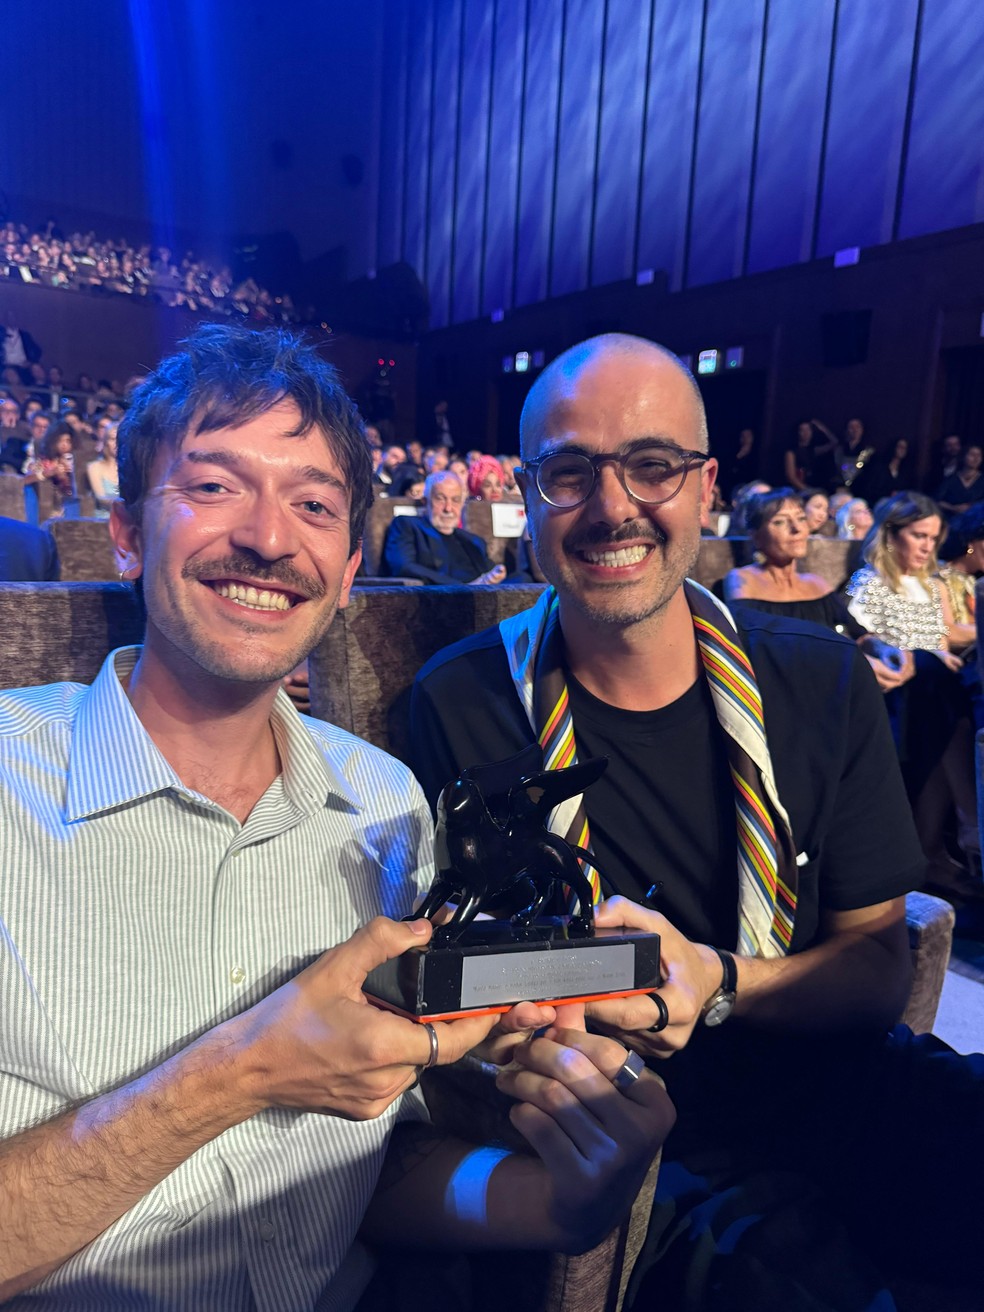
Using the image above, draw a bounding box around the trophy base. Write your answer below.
[364,918,661,1021]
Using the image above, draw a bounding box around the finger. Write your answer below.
[499,1049,620,1157]
[582,991,661,1034]
[337,916,433,989]
[495,1001,557,1034]
[431,1010,500,1064]
[552,1001,586,1031]
[594,896,664,934]
[540,1030,667,1107]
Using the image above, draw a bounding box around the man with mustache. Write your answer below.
[0,325,672,1308]
[410,334,983,1306]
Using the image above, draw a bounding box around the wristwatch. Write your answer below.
[700,947,737,1027]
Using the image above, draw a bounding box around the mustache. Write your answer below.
[183,553,326,600]
[564,522,666,553]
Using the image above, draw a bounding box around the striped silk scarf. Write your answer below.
[499,581,798,958]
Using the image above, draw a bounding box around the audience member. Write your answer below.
[854,437,912,506]
[926,433,963,493]
[935,504,984,652]
[0,515,59,580]
[422,445,448,474]
[85,424,119,515]
[728,478,771,533]
[27,422,75,505]
[834,416,876,491]
[835,496,873,539]
[723,488,908,690]
[846,492,978,888]
[382,471,506,585]
[467,454,505,501]
[373,443,406,493]
[783,418,836,491]
[937,442,984,516]
[799,487,834,535]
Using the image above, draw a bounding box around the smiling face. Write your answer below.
[110,400,361,689]
[893,515,941,574]
[519,345,716,630]
[756,499,809,564]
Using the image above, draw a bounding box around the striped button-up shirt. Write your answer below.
[0,648,433,1310]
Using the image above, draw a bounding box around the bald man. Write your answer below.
[410,335,982,1306]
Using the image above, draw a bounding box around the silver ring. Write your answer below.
[612,1048,646,1094]
[647,992,669,1034]
[422,1021,439,1069]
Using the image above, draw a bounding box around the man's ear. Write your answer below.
[699,458,719,516]
[337,543,363,610]
[109,499,143,579]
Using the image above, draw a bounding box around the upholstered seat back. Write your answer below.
[43,517,118,581]
[0,582,145,689]
[307,583,546,762]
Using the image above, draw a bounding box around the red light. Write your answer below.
[388,359,395,367]
[378,359,384,366]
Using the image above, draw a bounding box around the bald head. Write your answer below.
[519,334,708,459]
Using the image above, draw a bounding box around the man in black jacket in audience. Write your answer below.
[383,471,505,585]
[0,515,59,580]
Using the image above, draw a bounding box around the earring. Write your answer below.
[968,545,975,555]
[752,550,766,566]
[118,563,138,582]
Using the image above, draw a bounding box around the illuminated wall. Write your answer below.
[377,0,984,328]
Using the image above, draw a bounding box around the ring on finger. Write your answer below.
[646,992,669,1034]
[612,1048,646,1094]
[422,1021,440,1069]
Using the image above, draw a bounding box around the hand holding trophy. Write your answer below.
[365,745,661,1021]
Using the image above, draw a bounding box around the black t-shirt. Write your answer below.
[408,607,924,953]
[565,672,738,948]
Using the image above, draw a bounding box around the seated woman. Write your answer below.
[723,488,906,691]
[846,492,979,892]
[935,503,984,654]
[799,487,835,536]
[85,423,119,518]
[937,442,984,517]
[25,422,76,518]
[835,496,873,540]
[467,454,507,502]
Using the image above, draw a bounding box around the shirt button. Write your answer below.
[259,1218,276,1242]
[229,965,246,986]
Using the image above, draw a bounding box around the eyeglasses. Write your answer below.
[521,444,710,510]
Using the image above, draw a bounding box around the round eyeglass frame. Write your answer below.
[520,446,710,510]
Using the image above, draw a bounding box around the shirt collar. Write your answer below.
[65,646,360,821]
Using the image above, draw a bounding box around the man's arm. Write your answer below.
[579,894,911,1061]
[0,918,497,1301]
[362,1027,675,1255]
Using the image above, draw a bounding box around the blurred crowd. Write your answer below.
[0,215,302,323]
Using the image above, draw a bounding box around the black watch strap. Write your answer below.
[700,947,737,1026]
[712,947,737,994]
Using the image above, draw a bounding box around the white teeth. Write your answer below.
[581,545,649,567]
[212,582,292,611]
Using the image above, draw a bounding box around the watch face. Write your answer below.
[703,993,735,1027]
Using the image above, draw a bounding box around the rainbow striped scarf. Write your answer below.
[499,580,797,958]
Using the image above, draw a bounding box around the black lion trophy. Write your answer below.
[364,745,661,1021]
